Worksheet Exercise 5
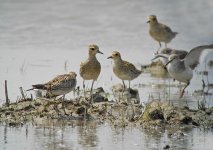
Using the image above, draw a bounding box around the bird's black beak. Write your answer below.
[165,58,174,67]
[151,54,167,61]
[147,20,150,23]
[107,56,112,59]
[98,50,104,54]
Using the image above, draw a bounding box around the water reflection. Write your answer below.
[0,0,213,149]
[77,121,98,148]
[0,122,213,150]
[3,124,8,150]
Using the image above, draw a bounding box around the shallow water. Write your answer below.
[0,122,213,150]
[0,0,213,149]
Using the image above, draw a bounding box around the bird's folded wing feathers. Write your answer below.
[123,61,142,74]
[184,44,213,69]
[161,24,173,33]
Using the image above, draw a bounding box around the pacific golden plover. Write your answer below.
[108,51,142,89]
[80,44,103,102]
[147,15,178,53]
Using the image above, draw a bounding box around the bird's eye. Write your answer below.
[91,48,95,50]
[115,53,118,56]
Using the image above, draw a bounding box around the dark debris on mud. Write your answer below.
[0,86,213,131]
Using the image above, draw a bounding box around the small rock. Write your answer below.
[92,93,108,103]
[96,87,105,93]
[192,121,199,126]
[149,109,164,120]
[76,107,85,115]
[179,115,192,124]
[205,108,213,115]
[163,145,170,149]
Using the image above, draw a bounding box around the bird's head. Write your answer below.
[147,15,158,24]
[107,51,121,60]
[88,44,103,56]
[69,72,77,78]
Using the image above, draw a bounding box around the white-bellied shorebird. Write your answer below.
[152,44,213,98]
[107,51,142,89]
[147,15,178,53]
[28,71,77,99]
[80,44,103,102]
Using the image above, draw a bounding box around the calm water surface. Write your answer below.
[0,122,213,150]
[0,0,213,149]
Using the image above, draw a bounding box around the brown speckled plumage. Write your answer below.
[29,71,77,97]
[147,15,178,50]
[80,44,103,99]
[80,44,102,81]
[108,51,142,88]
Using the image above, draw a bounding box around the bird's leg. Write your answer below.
[156,42,162,54]
[180,82,190,98]
[121,80,126,99]
[128,80,131,90]
[62,94,67,115]
[202,79,206,90]
[128,80,131,103]
[83,80,86,98]
[122,80,126,91]
[90,80,95,104]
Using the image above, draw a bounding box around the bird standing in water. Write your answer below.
[80,44,103,103]
[108,51,142,90]
[152,44,213,98]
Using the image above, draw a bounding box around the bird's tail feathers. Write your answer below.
[26,88,35,91]
[32,84,46,90]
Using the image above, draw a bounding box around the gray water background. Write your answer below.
[0,0,213,149]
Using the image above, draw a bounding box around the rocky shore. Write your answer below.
[0,86,212,131]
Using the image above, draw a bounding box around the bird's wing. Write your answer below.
[46,74,75,89]
[184,44,213,69]
[161,23,173,33]
[123,61,142,74]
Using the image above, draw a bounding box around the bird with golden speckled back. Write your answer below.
[79,44,103,103]
[107,51,142,90]
[27,71,77,99]
[147,15,178,53]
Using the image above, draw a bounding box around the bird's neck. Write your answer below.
[150,22,159,27]
[88,54,97,61]
[113,58,123,66]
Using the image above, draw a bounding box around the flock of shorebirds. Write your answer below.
[28,15,213,100]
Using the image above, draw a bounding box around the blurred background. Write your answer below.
[0,0,213,105]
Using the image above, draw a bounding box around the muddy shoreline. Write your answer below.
[0,86,212,131]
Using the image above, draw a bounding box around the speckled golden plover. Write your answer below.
[28,71,77,99]
[108,51,142,89]
[147,15,178,52]
[80,44,103,102]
